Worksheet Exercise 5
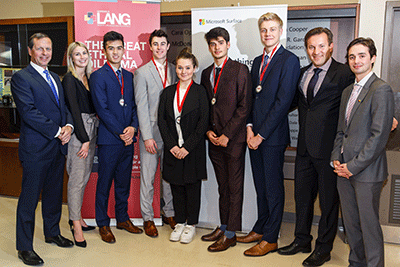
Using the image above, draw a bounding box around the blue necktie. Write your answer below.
[116,69,122,85]
[43,69,59,105]
[306,68,322,105]
[261,54,269,73]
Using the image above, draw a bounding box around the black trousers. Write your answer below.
[294,152,339,253]
[170,181,201,225]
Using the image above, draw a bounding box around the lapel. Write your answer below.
[346,73,376,127]
[313,59,339,101]
[216,58,233,98]
[181,83,197,118]
[27,64,59,107]
[167,62,177,85]
[261,46,284,85]
[298,64,310,101]
[148,60,164,90]
[202,64,213,94]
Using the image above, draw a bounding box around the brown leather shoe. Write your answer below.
[162,215,177,229]
[144,221,158,237]
[207,235,236,252]
[237,231,263,243]
[99,226,116,243]
[244,241,278,256]
[201,227,224,241]
[116,220,143,234]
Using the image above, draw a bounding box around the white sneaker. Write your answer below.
[170,223,185,242]
[180,225,195,244]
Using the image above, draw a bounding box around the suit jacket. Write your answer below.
[158,82,209,184]
[293,59,354,159]
[201,58,252,143]
[331,73,394,182]
[11,64,73,161]
[90,63,138,145]
[134,60,177,142]
[249,46,300,146]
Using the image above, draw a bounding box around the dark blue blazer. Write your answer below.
[11,64,72,161]
[90,63,138,145]
[248,46,300,146]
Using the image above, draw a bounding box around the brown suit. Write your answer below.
[201,58,252,231]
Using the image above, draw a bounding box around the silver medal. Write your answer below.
[211,97,216,105]
[119,98,124,106]
[256,85,262,93]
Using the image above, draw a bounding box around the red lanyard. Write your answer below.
[176,80,193,113]
[213,57,228,95]
[107,62,124,96]
[152,58,168,88]
[259,44,278,84]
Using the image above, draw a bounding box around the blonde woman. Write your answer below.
[63,42,98,247]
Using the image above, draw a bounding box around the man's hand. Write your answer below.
[144,138,158,154]
[247,126,254,145]
[177,147,189,159]
[58,125,72,145]
[248,135,263,150]
[120,126,135,146]
[206,130,219,146]
[77,141,90,159]
[334,163,353,179]
[392,117,398,131]
[170,146,180,159]
[217,134,229,147]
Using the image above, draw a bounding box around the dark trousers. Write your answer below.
[170,181,201,225]
[95,143,134,227]
[249,144,286,243]
[294,152,339,253]
[16,151,65,251]
[208,141,246,232]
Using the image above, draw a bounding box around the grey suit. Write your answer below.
[134,60,177,221]
[331,73,394,267]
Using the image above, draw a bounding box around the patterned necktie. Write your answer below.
[43,69,59,105]
[214,67,221,86]
[116,69,122,85]
[345,84,362,125]
[307,68,323,105]
[261,54,269,73]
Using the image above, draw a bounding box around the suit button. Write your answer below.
[344,134,348,138]
[256,96,259,99]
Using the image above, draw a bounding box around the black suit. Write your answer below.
[291,59,354,253]
[11,63,73,251]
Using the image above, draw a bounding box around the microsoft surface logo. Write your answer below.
[199,19,205,25]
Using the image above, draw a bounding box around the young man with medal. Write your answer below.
[134,29,177,237]
[200,27,252,252]
[90,31,142,243]
[238,13,300,256]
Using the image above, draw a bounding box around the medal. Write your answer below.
[211,97,216,105]
[176,116,181,124]
[256,85,262,93]
[119,98,124,106]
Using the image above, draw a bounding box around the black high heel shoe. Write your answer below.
[69,219,95,231]
[69,221,87,248]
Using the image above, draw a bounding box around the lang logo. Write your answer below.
[97,11,131,27]
[199,19,205,26]
[84,12,94,25]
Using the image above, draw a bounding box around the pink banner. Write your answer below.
[74,0,161,220]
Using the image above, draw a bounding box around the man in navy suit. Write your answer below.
[90,31,142,243]
[238,13,300,256]
[11,33,74,266]
[277,28,354,266]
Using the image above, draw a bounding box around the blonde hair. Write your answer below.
[66,41,93,79]
[258,12,283,29]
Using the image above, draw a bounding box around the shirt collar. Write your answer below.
[355,71,374,87]
[309,57,332,73]
[108,62,122,73]
[30,61,48,74]
[153,58,166,69]
[214,57,229,68]
[264,43,281,58]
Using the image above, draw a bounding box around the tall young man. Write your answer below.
[239,13,300,256]
[12,33,74,266]
[91,31,142,244]
[277,28,354,266]
[331,38,394,267]
[200,27,252,252]
[134,29,177,237]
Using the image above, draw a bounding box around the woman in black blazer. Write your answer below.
[63,42,98,247]
[158,48,209,244]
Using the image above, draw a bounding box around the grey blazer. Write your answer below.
[134,60,177,142]
[331,73,394,182]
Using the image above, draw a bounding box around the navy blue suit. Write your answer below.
[11,64,73,251]
[90,63,138,227]
[248,46,300,243]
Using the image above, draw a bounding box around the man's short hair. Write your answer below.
[204,27,230,44]
[346,37,377,67]
[149,29,169,45]
[258,13,283,29]
[304,27,333,48]
[103,31,124,49]
[28,33,50,49]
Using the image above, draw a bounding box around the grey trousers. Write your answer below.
[337,177,384,267]
[67,113,98,221]
[139,137,174,221]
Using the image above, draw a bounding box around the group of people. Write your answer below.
[11,11,395,267]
